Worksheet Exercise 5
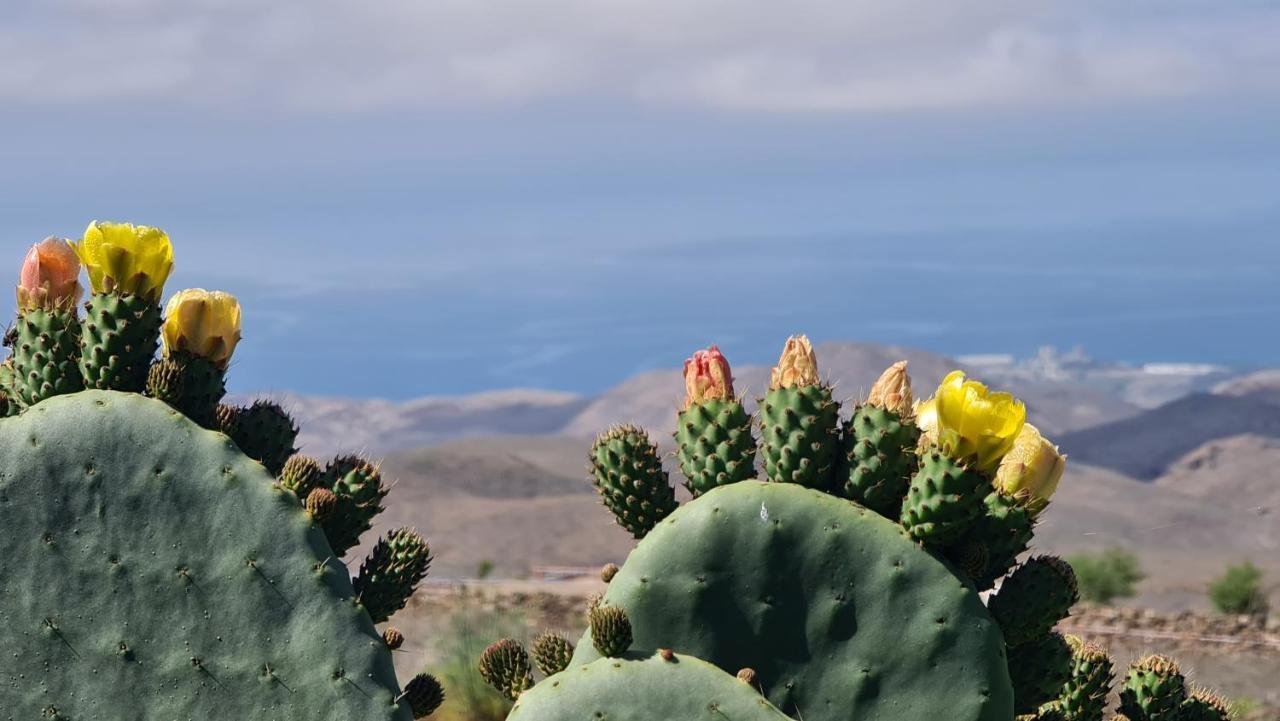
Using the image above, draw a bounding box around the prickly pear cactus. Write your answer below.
[0,228,440,719]
[571,480,1012,721]
[510,339,1233,721]
[508,652,791,721]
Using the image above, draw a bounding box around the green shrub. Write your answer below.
[434,606,524,721]
[1066,548,1144,604]
[1208,561,1269,615]
[477,559,496,580]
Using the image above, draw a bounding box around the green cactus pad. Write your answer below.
[758,384,841,490]
[508,652,791,721]
[1057,636,1114,721]
[1179,690,1231,721]
[590,425,677,539]
[989,556,1079,646]
[1118,655,1187,721]
[1008,632,1073,715]
[675,398,757,496]
[838,403,920,517]
[480,639,535,700]
[79,292,162,392]
[960,491,1035,589]
[220,400,300,476]
[146,352,226,428]
[353,528,432,624]
[901,448,989,547]
[569,480,1013,721]
[320,456,389,556]
[531,633,574,677]
[0,391,409,719]
[13,308,83,406]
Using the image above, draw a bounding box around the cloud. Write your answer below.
[2,1,1278,113]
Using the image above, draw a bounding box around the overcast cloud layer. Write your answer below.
[3,1,1279,113]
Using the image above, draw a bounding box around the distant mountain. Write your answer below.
[231,389,591,457]
[1056,393,1280,480]
[1215,370,1280,406]
[1156,434,1280,515]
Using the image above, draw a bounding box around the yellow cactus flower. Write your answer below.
[866,361,913,415]
[770,335,820,390]
[931,370,1026,473]
[914,398,938,449]
[70,221,174,301]
[995,423,1066,513]
[162,289,242,369]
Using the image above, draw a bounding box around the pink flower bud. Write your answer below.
[17,238,82,311]
[683,346,735,409]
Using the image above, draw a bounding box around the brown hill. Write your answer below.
[1156,434,1280,515]
[1056,393,1280,480]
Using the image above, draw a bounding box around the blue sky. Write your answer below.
[2,1,1279,397]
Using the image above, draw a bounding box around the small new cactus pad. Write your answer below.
[507,652,792,721]
[13,307,83,405]
[758,383,840,489]
[401,673,446,719]
[0,392,410,719]
[901,447,989,546]
[675,398,757,496]
[281,454,325,499]
[531,633,574,677]
[1056,636,1114,721]
[146,351,225,428]
[79,292,162,392]
[838,403,920,517]
[960,491,1035,590]
[219,399,299,476]
[353,528,432,624]
[384,627,406,651]
[1180,689,1232,721]
[1118,655,1187,721]
[321,456,390,557]
[1007,632,1073,715]
[480,639,535,701]
[588,604,633,658]
[590,424,677,538]
[569,481,1012,721]
[988,555,1079,646]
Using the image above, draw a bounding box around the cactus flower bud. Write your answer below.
[161,289,242,369]
[70,220,174,302]
[866,361,913,415]
[683,346,735,409]
[17,238,82,311]
[769,334,819,390]
[995,423,1066,513]
[931,370,1026,474]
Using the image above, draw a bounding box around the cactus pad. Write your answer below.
[590,424,677,538]
[1118,655,1187,721]
[79,292,162,392]
[989,556,1079,646]
[901,448,989,546]
[0,391,409,719]
[13,308,83,406]
[675,398,757,496]
[569,480,1013,721]
[758,384,840,489]
[507,652,791,721]
[1008,632,1073,715]
[838,403,919,517]
[1057,636,1114,721]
